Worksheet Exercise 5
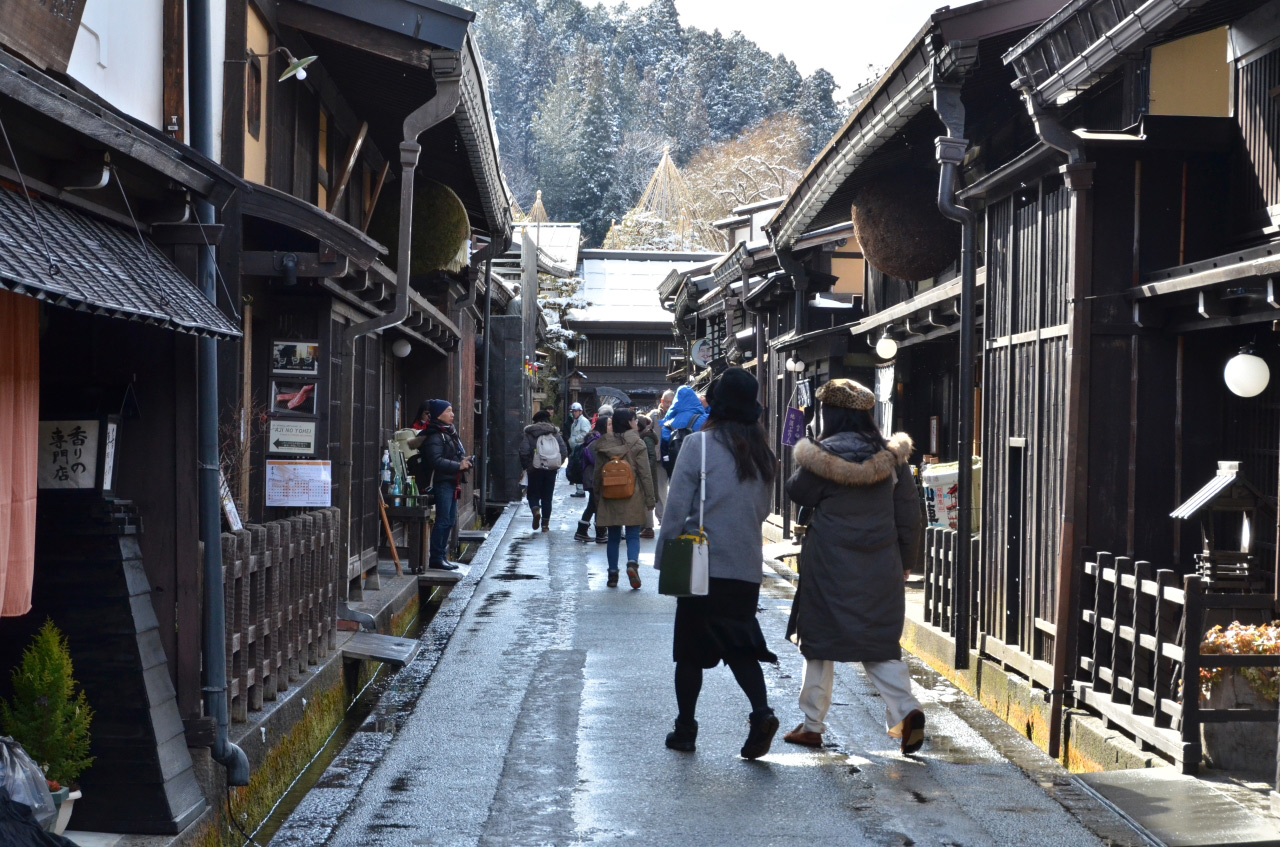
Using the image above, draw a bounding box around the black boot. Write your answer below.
[740,708,779,760]
[665,717,698,752]
[595,528,607,544]
[574,521,591,542]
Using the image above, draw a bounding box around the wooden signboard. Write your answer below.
[0,0,88,73]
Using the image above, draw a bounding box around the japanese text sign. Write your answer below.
[781,407,806,447]
[38,419,99,489]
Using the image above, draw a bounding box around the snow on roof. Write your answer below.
[569,253,711,326]
[514,222,581,270]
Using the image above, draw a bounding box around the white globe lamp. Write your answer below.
[875,333,898,360]
[1224,346,1270,397]
[392,338,412,358]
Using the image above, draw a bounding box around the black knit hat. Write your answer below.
[709,367,762,424]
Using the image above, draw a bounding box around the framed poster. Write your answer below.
[272,340,320,376]
[271,379,317,415]
[265,459,332,508]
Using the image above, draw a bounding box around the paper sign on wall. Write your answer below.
[266,459,332,508]
[268,419,317,454]
[37,420,98,489]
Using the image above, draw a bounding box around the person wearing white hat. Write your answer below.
[567,402,591,497]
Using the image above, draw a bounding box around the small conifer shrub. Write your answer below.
[0,619,94,785]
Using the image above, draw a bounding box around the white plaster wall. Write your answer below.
[66,0,227,162]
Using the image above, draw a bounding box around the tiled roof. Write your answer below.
[0,187,240,338]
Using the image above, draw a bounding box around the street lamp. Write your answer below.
[1225,344,1270,397]
[785,357,805,373]
[875,328,898,360]
[247,46,318,82]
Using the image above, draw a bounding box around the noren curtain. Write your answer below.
[0,290,39,616]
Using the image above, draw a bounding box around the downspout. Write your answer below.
[1018,81,1092,761]
[479,256,493,513]
[933,81,976,672]
[337,65,462,629]
[188,0,250,785]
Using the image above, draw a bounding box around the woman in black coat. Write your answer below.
[409,399,471,570]
[782,378,926,755]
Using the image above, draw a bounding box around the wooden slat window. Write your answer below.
[633,340,660,368]
[581,339,627,367]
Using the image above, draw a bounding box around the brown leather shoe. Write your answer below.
[783,724,823,747]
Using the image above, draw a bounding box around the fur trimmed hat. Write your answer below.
[815,378,874,411]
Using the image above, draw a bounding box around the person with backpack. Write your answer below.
[656,367,779,759]
[659,385,708,475]
[781,379,925,756]
[519,409,568,533]
[575,413,610,543]
[407,398,471,570]
[591,408,655,588]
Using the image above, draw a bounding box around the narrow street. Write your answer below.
[269,479,1143,847]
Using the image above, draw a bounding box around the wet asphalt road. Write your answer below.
[269,478,1140,847]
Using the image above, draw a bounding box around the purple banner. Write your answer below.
[781,407,805,447]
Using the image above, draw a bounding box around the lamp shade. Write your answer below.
[1224,351,1270,397]
[875,335,898,359]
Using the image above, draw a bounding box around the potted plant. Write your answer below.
[0,619,94,834]
[1199,620,1280,773]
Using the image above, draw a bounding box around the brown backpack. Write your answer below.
[600,455,636,499]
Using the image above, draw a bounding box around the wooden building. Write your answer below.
[0,0,511,834]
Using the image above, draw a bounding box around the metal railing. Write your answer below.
[220,508,341,721]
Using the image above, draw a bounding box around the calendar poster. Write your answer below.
[265,459,332,508]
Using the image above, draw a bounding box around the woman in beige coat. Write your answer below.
[592,408,655,588]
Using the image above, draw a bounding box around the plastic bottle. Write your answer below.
[391,472,402,507]
[381,449,392,486]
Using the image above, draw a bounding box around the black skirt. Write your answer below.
[673,577,778,668]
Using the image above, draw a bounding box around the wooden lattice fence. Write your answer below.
[220,508,341,721]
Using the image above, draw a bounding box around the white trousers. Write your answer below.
[798,657,922,737]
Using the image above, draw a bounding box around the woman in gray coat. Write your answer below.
[783,378,926,755]
[657,367,779,759]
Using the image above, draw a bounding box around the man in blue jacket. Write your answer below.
[659,385,708,481]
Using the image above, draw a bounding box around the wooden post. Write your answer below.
[328,121,368,214]
[239,300,252,510]
[1049,161,1096,759]
[1180,575,1204,774]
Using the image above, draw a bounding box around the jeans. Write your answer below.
[526,468,556,521]
[606,525,641,571]
[580,491,598,525]
[430,482,456,566]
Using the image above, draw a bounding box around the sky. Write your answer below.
[603,0,956,96]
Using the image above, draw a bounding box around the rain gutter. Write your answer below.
[189,0,250,785]
[337,58,462,629]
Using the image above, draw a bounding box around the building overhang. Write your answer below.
[278,0,512,245]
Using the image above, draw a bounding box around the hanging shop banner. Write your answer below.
[267,419,318,454]
[781,407,806,447]
[219,469,243,532]
[795,379,812,409]
[265,459,332,508]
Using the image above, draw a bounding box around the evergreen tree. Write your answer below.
[794,69,846,157]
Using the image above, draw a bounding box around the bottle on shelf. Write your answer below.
[381,449,392,487]
[406,476,419,507]
[391,472,403,508]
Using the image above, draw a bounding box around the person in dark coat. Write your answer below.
[636,414,661,538]
[782,378,925,754]
[519,409,568,532]
[656,367,779,759]
[575,413,610,543]
[408,399,470,570]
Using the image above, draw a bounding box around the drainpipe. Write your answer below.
[933,81,976,672]
[480,256,493,512]
[337,65,462,628]
[1018,81,1092,761]
[188,0,250,785]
